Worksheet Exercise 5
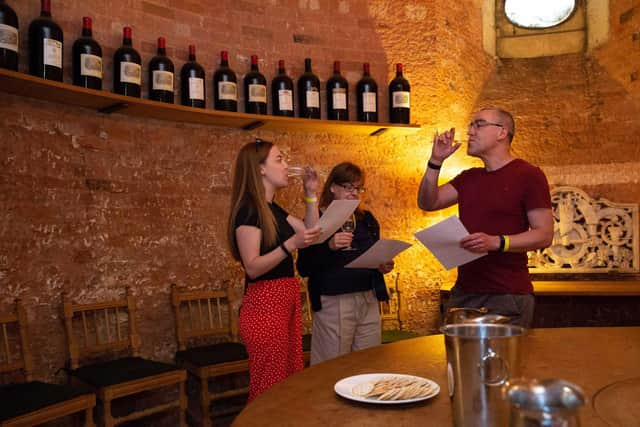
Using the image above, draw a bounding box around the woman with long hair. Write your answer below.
[297,162,394,365]
[227,138,320,400]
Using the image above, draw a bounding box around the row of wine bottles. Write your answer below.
[0,0,411,123]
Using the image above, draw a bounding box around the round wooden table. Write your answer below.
[233,327,640,426]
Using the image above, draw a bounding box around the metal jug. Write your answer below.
[443,323,526,427]
[444,307,488,324]
[505,378,585,427]
[444,307,511,326]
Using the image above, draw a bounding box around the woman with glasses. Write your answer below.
[297,162,394,365]
[227,139,320,401]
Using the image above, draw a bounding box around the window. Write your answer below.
[504,0,576,29]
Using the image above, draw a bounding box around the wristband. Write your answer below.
[427,160,442,170]
[503,235,510,252]
[280,243,291,257]
[498,235,505,252]
[304,196,318,203]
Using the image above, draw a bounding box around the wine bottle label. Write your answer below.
[392,91,410,108]
[362,92,377,112]
[188,77,204,100]
[152,70,174,91]
[120,62,141,85]
[277,89,293,111]
[332,88,347,110]
[0,24,19,53]
[248,84,267,103]
[306,89,320,108]
[43,38,62,69]
[218,81,237,101]
[80,54,103,79]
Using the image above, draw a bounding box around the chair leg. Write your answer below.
[103,398,114,427]
[179,380,187,427]
[200,377,212,427]
[84,406,96,427]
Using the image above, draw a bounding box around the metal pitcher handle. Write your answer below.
[479,348,509,386]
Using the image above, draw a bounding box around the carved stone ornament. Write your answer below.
[528,186,639,273]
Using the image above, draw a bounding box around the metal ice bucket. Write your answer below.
[443,323,526,427]
[505,378,585,427]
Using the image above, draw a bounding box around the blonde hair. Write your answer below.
[227,140,278,261]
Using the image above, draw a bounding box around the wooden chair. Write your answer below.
[62,290,187,427]
[0,300,95,427]
[299,281,313,366]
[380,282,420,344]
[171,284,249,427]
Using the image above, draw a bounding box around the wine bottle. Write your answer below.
[148,36,174,104]
[389,63,410,124]
[180,44,205,108]
[244,54,267,115]
[0,0,19,71]
[356,62,378,123]
[326,61,348,121]
[271,60,293,117]
[72,17,102,90]
[213,50,237,112]
[113,26,141,98]
[28,0,63,81]
[297,57,320,119]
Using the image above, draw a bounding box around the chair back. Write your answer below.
[0,300,33,381]
[299,281,313,335]
[171,284,238,351]
[63,290,140,370]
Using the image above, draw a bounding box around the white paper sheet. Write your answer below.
[345,239,412,269]
[314,199,360,244]
[414,215,487,270]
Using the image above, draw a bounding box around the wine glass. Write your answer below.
[341,214,356,251]
[287,166,305,178]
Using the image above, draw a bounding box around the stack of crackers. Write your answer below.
[351,376,435,401]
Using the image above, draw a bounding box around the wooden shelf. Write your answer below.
[440,280,640,296]
[0,69,421,137]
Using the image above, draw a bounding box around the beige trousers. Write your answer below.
[310,290,381,366]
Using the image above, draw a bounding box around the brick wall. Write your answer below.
[1,0,492,381]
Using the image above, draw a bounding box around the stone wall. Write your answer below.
[0,0,492,381]
[474,0,640,210]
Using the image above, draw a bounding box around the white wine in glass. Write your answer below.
[341,214,356,251]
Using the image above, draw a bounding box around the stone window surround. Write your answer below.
[482,0,610,58]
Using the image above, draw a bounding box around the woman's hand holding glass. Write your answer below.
[288,166,318,192]
[328,232,353,251]
[301,166,319,196]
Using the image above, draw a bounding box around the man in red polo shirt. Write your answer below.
[417,107,553,327]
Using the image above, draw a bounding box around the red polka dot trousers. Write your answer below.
[239,277,303,402]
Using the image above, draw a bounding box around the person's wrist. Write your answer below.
[280,242,291,257]
[428,158,443,170]
[304,194,317,203]
[284,238,296,252]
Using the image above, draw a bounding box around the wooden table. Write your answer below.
[233,327,640,426]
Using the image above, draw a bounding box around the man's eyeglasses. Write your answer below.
[338,183,366,193]
[468,119,505,131]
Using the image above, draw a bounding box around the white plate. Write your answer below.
[334,373,440,405]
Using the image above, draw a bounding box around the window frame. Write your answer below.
[503,0,579,30]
